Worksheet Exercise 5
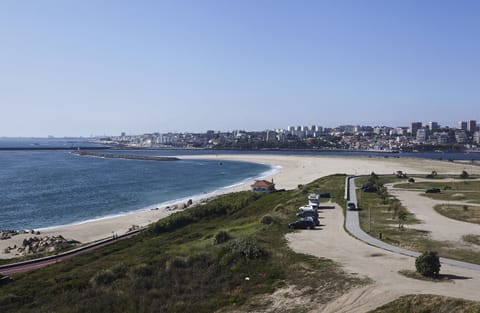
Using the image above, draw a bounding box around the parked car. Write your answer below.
[288,217,316,229]
[361,183,377,192]
[319,192,331,198]
[296,211,320,225]
[298,205,316,212]
[425,188,441,193]
[347,201,356,210]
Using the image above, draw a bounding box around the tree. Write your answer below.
[460,170,469,179]
[415,251,441,277]
[408,177,415,183]
[398,209,408,230]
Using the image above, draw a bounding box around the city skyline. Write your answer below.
[1,0,479,137]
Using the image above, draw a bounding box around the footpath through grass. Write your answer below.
[356,175,480,265]
[0,174,367,313]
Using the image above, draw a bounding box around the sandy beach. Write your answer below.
[2,154,480,259]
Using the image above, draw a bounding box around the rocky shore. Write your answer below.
[3,235,79,256]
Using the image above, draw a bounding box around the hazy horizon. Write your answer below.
[1,0,479,137]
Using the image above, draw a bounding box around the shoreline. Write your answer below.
[2,154,480,259]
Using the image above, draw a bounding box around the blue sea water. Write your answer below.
[1,138,480,230]
[0,149,272,230]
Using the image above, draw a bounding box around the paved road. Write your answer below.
[345,176,480,271]
[0,229,143,276]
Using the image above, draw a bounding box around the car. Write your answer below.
[362,186,378,192]
[288,218,316,229]
[296,211,320,225]
[347,201,356,210]
[298,205,315,212]
[425,188,441,193]
[361,183,377,192]
[319,192,331,198]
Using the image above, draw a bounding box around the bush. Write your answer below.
[225,238,268,260]
[415,251,441,277]
[460,170,469,179]
[408,178,415,183]
[91,263,128,286]
[260,215,275,225]
[213,230,231,245]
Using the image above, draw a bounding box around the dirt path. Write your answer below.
[387,186,480,242]
[287,202,480,313]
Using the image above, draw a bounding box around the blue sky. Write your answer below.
[0,0,479,136]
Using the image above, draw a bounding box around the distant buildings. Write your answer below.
[410,122,422,137]
[458,121,468,131]
[467,120,477,132]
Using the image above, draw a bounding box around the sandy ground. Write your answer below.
[288,202,480,313]
[2,154,479,259]
[388,184,480,242]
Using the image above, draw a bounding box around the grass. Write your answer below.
[0,174,368,313]
[434,204,480,225]
[355,175,480,265]
[463,235,480,246]
[395,180,480,192]
[370,294,480,313]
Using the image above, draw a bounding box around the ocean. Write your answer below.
[1,138,480,230]
[0,144,273,230]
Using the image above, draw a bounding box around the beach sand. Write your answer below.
[2,154,479,259]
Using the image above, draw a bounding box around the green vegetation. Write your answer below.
[434,204,480,225]
[370,294,480,313]
[415,251,441,277]
[0,175,366,313]
[395,180,480,192]
[355,176,480,264]
[463,235,480,246]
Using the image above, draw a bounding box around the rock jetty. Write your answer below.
[72,151,180,161]
[3,235,79,256]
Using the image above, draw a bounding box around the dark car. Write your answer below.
[319,192,331,198]
[361,183,377,192]
[425,188,441,193]
[347,201,356,210]
[288,218,316,229]
[296,211,320,225]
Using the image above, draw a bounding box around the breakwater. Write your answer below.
[72,151,180,161]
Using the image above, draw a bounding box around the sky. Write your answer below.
[0,0,479,137]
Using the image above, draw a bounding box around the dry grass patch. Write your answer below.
[434,204,480,224]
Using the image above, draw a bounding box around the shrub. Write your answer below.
[408,178,415,183]
[444,185,452,190]
[415,251,441,277]
[213,230,231,245]
[260,215,275,225]
[225,238,268,260]
[91,263,128,286]
[460,170,469,179]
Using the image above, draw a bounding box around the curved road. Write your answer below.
[345,176,480,271]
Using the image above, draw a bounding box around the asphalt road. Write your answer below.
[345,176,480,272]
